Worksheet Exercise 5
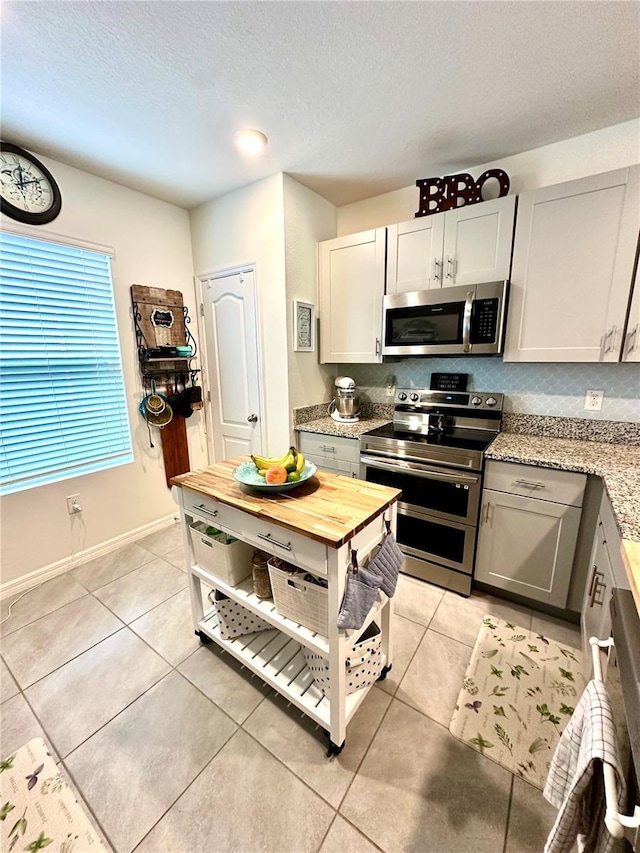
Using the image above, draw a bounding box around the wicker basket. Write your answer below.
[302,621,383,697]
[267,558,328,635]
[209,590,271,640]
[190,521,253,586]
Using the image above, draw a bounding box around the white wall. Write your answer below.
[189,174,289,456]
[337,119,640,234]
[0,155,206,589]
[283,175,337,413]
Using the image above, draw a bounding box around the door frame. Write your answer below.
[195,261,266,463]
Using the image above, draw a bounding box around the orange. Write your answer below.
[265,464,288,485]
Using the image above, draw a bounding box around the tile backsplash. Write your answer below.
[339,358,639,422]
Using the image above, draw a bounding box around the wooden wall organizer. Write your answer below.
[131,285,201,486]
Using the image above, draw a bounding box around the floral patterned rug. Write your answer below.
[450,615,586,790]
[1,738,107,852]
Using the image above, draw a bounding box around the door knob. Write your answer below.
[247,414,258,423]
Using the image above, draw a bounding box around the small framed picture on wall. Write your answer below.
[293,300,315,352]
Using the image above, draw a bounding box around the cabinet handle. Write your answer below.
[514,479,546,490]
[481,502,490,524]
[588,564,599,597]
[257,532,292,551]
[319,445,336,453]
[195,503,218,518]
[433,258,441,281]
[375,337,381,356]
[446,256,455,280]
[624,324,639,358]
[602,325,617,356]
[589,570,604,607]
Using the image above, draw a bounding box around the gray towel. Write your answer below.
[543,679,627,853]
[337,558,381,630]
[367,532,403,598]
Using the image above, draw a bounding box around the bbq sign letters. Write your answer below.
[415,169,510,217]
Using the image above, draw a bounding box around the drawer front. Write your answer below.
[298,432,360,463]
[485,461,586,507]
[182,488,244,533]
[239,514,328,577]
[305,452,354,477]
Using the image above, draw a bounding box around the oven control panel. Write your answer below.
[395,390,503,411]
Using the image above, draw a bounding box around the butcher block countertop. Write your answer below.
[171,457,401,548]
[486,432,640,615]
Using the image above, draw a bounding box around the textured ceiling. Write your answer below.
[2,1,639,209]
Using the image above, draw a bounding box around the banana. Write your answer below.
[257,468,268,477]
[295,451,305,474]
[251,445,296,470]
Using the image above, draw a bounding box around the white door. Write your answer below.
[201,267,264,460]
[504,166,640,362]
[386,215,445,293]
[318,228,386,363]
[442,195,516,287]
[475,489,581,608]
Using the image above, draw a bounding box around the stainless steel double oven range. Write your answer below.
[360,389,503,596]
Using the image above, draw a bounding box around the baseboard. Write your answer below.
[0,513,180,601]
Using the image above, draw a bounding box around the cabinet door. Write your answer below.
[504,166,640,362]
[622,262,640,362]
[475,489,581,607]
[581,517,615,663]
[318,228,386,363]
[386,215,445,293]
[442,195,516,287]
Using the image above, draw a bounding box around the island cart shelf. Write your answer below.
[172,458,400,754]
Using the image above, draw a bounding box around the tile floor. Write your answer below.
[0,521,581,853]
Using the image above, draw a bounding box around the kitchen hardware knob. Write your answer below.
[410,393,419,402]
[398,392,407,401]
[485,397,497,407]
[247,414,258,423]
[471,395,482,406]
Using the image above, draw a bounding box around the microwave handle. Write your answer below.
[462,291,474,353]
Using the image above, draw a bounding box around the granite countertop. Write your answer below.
[296,416,391,439]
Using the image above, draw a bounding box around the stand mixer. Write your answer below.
[328,376,360,423]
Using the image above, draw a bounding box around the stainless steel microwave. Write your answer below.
[382,280,509,357]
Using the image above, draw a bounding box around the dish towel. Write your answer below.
[366,529,403,598]
[543,679,627,853]
[337,551,382,630]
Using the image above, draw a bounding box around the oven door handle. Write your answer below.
[360,455,480,484]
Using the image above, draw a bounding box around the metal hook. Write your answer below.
[384,516,392,535]
[350,547,358,574]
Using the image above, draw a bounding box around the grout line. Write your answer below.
[502,774,515,853]
[315,812,339,852]
[57,756,118,853]
[0,589,93,640]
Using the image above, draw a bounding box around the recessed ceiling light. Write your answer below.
[234,129,268,155]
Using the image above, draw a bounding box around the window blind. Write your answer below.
[0,232,133,495]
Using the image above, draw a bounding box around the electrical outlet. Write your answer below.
[386,385,396,397]
[66,494,82,514]
[584,390,604,411]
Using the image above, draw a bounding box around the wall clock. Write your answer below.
[0,141,62,225]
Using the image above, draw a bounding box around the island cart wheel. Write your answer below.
[195,630,213,645]
[377,663,393,682]
[322,730,345,758]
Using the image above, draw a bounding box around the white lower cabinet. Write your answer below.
[298,432,360,478]
[581,491,630,661]
[173,482,395,752]
[475,461,586,607]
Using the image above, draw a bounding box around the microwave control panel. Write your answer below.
[470,298,499,343]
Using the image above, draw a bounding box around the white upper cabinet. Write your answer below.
[386,195,516,294]
[318,228,386,364]
[386,215,445,292]
[622,261,640,362]
[504,166,640,362]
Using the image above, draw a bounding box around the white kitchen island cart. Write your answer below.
[172,458,400,755]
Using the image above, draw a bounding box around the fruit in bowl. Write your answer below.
[251,446,306,483]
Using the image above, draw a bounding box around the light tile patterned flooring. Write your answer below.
[0,521,581,853]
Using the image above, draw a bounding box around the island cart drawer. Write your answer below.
[299,433,359,464]
[485,461,586,507]
[182,488,243,534]
[239,514,328,577]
